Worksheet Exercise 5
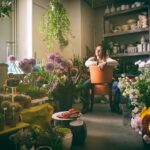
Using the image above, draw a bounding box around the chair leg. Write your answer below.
[90,85,94,112]
[109,83,113,112]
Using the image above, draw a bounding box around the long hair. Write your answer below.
[95,44,108,61]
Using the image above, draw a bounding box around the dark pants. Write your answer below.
[81,79,121,112]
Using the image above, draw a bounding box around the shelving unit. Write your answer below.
[104,5,148,18]
[112,51,150,58]
[103,3,150,76]
[104,27,149,37]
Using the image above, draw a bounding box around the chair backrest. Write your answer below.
[89,65,114,95]
[89,65,114,84]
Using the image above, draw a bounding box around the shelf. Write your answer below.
[104,5,148,18]
[104,27,149,37]
[112,52,150,58]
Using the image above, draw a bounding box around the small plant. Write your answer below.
[14,94,31,108]
[54,127,71,137]
[10,128,35,149]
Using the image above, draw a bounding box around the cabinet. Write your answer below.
[103,2,150,76]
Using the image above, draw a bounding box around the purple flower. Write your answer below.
[19,59,32,73]
[8,55,16,62]
[44,62,54,71]
[59,62,65,69]
[54,55,61,64]
[29,58,36,66]
[48,53,55,60]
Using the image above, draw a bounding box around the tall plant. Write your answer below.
[40,0,71,50]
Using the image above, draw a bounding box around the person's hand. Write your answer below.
[98,62,107,70]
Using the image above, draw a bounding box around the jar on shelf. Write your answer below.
[113,43,119,54]
[110,4,115,13]
[105,5,110,14]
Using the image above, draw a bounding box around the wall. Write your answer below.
[32,0,49,64]
[94,7,105,46]
[81,0,95,58]
[0,18,12,63]
[58,0,82,59]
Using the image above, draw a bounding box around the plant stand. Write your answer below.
[69,120,87,145]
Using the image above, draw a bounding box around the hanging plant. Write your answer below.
[40,0,71,50]
[0,0,13,18]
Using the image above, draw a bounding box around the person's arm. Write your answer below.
[106,58,118,67]
[98,60,107,70]
[85,57,97,67]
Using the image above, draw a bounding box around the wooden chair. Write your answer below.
[89,65,114,111]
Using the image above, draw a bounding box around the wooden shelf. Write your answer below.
[112,52,150,58]
[104,5,148,18]
[104,27,149,38]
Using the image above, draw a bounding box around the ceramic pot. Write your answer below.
[61,132,73,150]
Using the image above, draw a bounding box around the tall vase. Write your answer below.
[54,86,74,111]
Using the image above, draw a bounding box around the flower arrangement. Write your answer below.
[118,61,150,144]
[40,53,81,110]
[7,53,84,109]
[118,73,150,109]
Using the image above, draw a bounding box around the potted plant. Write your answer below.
[31,125,61,150]
[40,0,71,50]
[1,100,22,127]
[9,128,35,150]
[14,94,32,108]
[54,127,72,150]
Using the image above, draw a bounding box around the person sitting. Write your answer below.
[81,44,122,114]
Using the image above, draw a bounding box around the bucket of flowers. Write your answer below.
[118,60,150,144]
[40,53,82,111]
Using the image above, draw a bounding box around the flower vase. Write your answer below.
[54,86,74,111]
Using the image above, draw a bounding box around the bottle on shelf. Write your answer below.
[105,5,110,14]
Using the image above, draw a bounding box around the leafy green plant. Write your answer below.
[0,0,13,18]
[40,0,71,50]
[54,127,71,137]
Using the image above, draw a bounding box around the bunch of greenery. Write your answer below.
[40,0,71,50]
[0,0,13,18]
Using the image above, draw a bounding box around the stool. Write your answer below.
[69,120,87,145]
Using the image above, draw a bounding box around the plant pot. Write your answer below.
[61,132,73,150]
